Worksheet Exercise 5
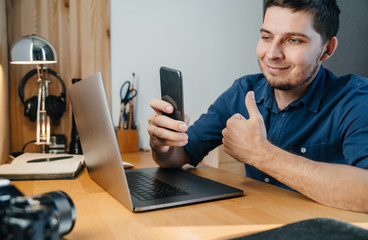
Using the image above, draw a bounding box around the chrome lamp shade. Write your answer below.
[10,35,57,64]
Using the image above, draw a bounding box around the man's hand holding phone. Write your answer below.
[148,99,189,153]
[148,66,191,168]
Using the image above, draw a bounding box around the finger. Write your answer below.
[156,146,170,153]
[233,113,245,120]
[150,98,174,114]
[148,124,188,143]
[149,133,188,150]
[151,135,188,150]
[225,114,245,128]
[221,128,228,139]
[245,91,261,119]
[149,136,170,152]
[149,114,188,132]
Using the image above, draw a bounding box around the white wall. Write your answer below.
[110,0,263,150]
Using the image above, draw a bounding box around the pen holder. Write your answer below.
[116,129,139,153]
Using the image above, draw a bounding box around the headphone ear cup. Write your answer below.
[24,96,38,122]
[45,95,66,120]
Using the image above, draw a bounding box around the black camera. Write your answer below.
[0,179,76,240]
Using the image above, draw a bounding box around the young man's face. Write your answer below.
[256,6,326,91]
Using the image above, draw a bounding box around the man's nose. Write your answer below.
[266,41,284,59]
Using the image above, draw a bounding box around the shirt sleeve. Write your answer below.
[184,105,226,166]
[184,78,251,166]
[338,77,368,169]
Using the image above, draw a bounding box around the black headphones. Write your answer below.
[18,68,66,121]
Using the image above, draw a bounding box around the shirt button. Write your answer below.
[264,178,270,183]
[300,147,307,153]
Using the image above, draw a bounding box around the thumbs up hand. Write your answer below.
[222,91,268,166]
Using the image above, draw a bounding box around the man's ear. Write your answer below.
[320,37,338,61]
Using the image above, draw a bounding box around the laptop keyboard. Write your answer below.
[126,171,189,201]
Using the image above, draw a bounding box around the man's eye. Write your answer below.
[289,38,303,43]
[261,35,271,40]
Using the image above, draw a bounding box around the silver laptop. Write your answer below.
[68,72,244,212]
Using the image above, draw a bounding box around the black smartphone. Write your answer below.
[160,66,184,121]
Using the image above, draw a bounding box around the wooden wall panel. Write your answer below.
[0,0,10,163]
[7,0,110,153]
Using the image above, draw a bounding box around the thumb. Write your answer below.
[245,91,260,119]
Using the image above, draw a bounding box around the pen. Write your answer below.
[27,156,73,163]
[128,73,135,130]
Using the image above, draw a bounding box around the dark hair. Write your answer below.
[264,0,340,43]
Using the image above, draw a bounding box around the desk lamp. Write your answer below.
[10,35,57,152]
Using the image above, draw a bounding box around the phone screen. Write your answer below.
[160,66,184,121]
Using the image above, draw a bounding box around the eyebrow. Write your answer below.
[260,28,309,39]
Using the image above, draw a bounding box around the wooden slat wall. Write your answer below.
[7,0,110,153]
[1,0,10,163]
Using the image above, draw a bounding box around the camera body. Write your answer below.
[0,179,76,240]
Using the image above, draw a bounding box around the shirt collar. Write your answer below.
[256,66,326,113]
[296,65,326,113]
[255,78,272,108]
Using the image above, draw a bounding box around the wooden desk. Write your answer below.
[11,151,368,240]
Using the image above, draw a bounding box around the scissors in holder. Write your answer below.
[119,81,137,129]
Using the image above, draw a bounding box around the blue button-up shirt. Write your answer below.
[184,66,368,190]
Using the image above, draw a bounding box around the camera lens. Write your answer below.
[33,191,76,236]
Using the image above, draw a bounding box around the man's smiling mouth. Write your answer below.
[265,64,290,74]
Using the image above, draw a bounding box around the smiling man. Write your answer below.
[148,0,368,213]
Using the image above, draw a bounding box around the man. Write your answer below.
[148,0,368,213]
